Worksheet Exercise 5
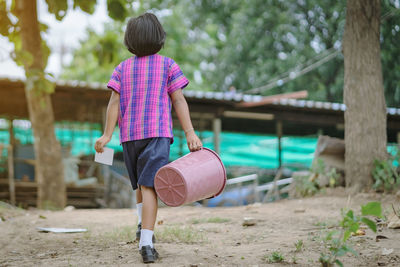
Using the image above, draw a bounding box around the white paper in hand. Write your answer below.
[95,147,114,165]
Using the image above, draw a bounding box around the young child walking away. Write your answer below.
[94,13,202,263]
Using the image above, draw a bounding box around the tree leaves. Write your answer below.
[0,0,13,36]
[361,202,383,218]
[73,0,97,14]
[45,0,68,20]
[107,0,128,21]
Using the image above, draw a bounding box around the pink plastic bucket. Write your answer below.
[154,148,226,207]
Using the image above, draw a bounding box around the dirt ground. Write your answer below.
[1,189,400,267]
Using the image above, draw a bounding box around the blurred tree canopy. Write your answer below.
[61,0,400,106]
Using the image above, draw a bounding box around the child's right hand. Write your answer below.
[186,131,202,152]
[94,135,111,153]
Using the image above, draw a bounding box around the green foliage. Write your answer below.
[0,0,13,36]
[327,168,340,187]
[26,69,55,95]
[319,202,382,267]
[372,148,400,192]
[106,0,128,21]
[59,0,400,107]
[45,0,68,20]
[61,2,214,91]
[294,239,304,252]
[268,251,285,263]
[295,159,325,197]
[294,173,320,197]
[73,0,97,14]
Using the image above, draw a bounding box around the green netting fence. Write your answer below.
[0,120,398,170]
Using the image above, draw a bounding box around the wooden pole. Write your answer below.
[8,145,15,205]
[213,117,221,155]
[276,120,283,169]
[8,120,15,205]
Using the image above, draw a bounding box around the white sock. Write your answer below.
[139,229,154,249]
[136,203,142,225]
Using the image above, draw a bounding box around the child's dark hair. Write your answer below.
[124,13,166,57]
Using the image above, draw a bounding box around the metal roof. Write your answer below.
[2,77,400,115]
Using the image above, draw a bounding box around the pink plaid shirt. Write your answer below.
[107,54,189,143]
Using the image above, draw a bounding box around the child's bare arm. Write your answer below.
[94,91,120,152]
[170,89,202,151]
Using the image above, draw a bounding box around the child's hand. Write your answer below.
[185,131,202,152]
[95,135,111,153]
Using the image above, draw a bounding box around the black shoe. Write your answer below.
[140,245,159,263]
[136,223,156,243]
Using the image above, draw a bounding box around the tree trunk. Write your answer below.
[343,0,387,193]
[15,0,66,208]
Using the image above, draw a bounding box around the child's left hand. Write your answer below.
[94,135,111,153]
[186,131,202,152]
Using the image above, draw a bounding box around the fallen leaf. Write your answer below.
[157,220,164,225]
[39,215,46,219]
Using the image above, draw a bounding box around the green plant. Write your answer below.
[295,239,304,252]
[319,202,383,267]
[327,168,340,187]
[268,251,285,263]
[312,158,326,175]
[294,174,320,197]
[372,149,400,192]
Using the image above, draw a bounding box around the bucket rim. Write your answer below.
[201,147,227,197]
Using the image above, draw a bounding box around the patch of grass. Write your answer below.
[266,251,285,263]
[190,217,231,224]
[102,226,135,242]
[294,239,304,252]
[156,225,206,244]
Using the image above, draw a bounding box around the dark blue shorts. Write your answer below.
[122,137,170,190]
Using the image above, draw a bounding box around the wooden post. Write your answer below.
[198,116,204,142]
[8,120,16,205]
[276,120,283,169]
[254,176,259,203]
[213,117,221,155]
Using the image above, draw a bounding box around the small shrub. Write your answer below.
[319,202,383,267]
[372,150,400,192]
[294,174,319,197]
[294,239,304,252]
[268,251,285,263]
